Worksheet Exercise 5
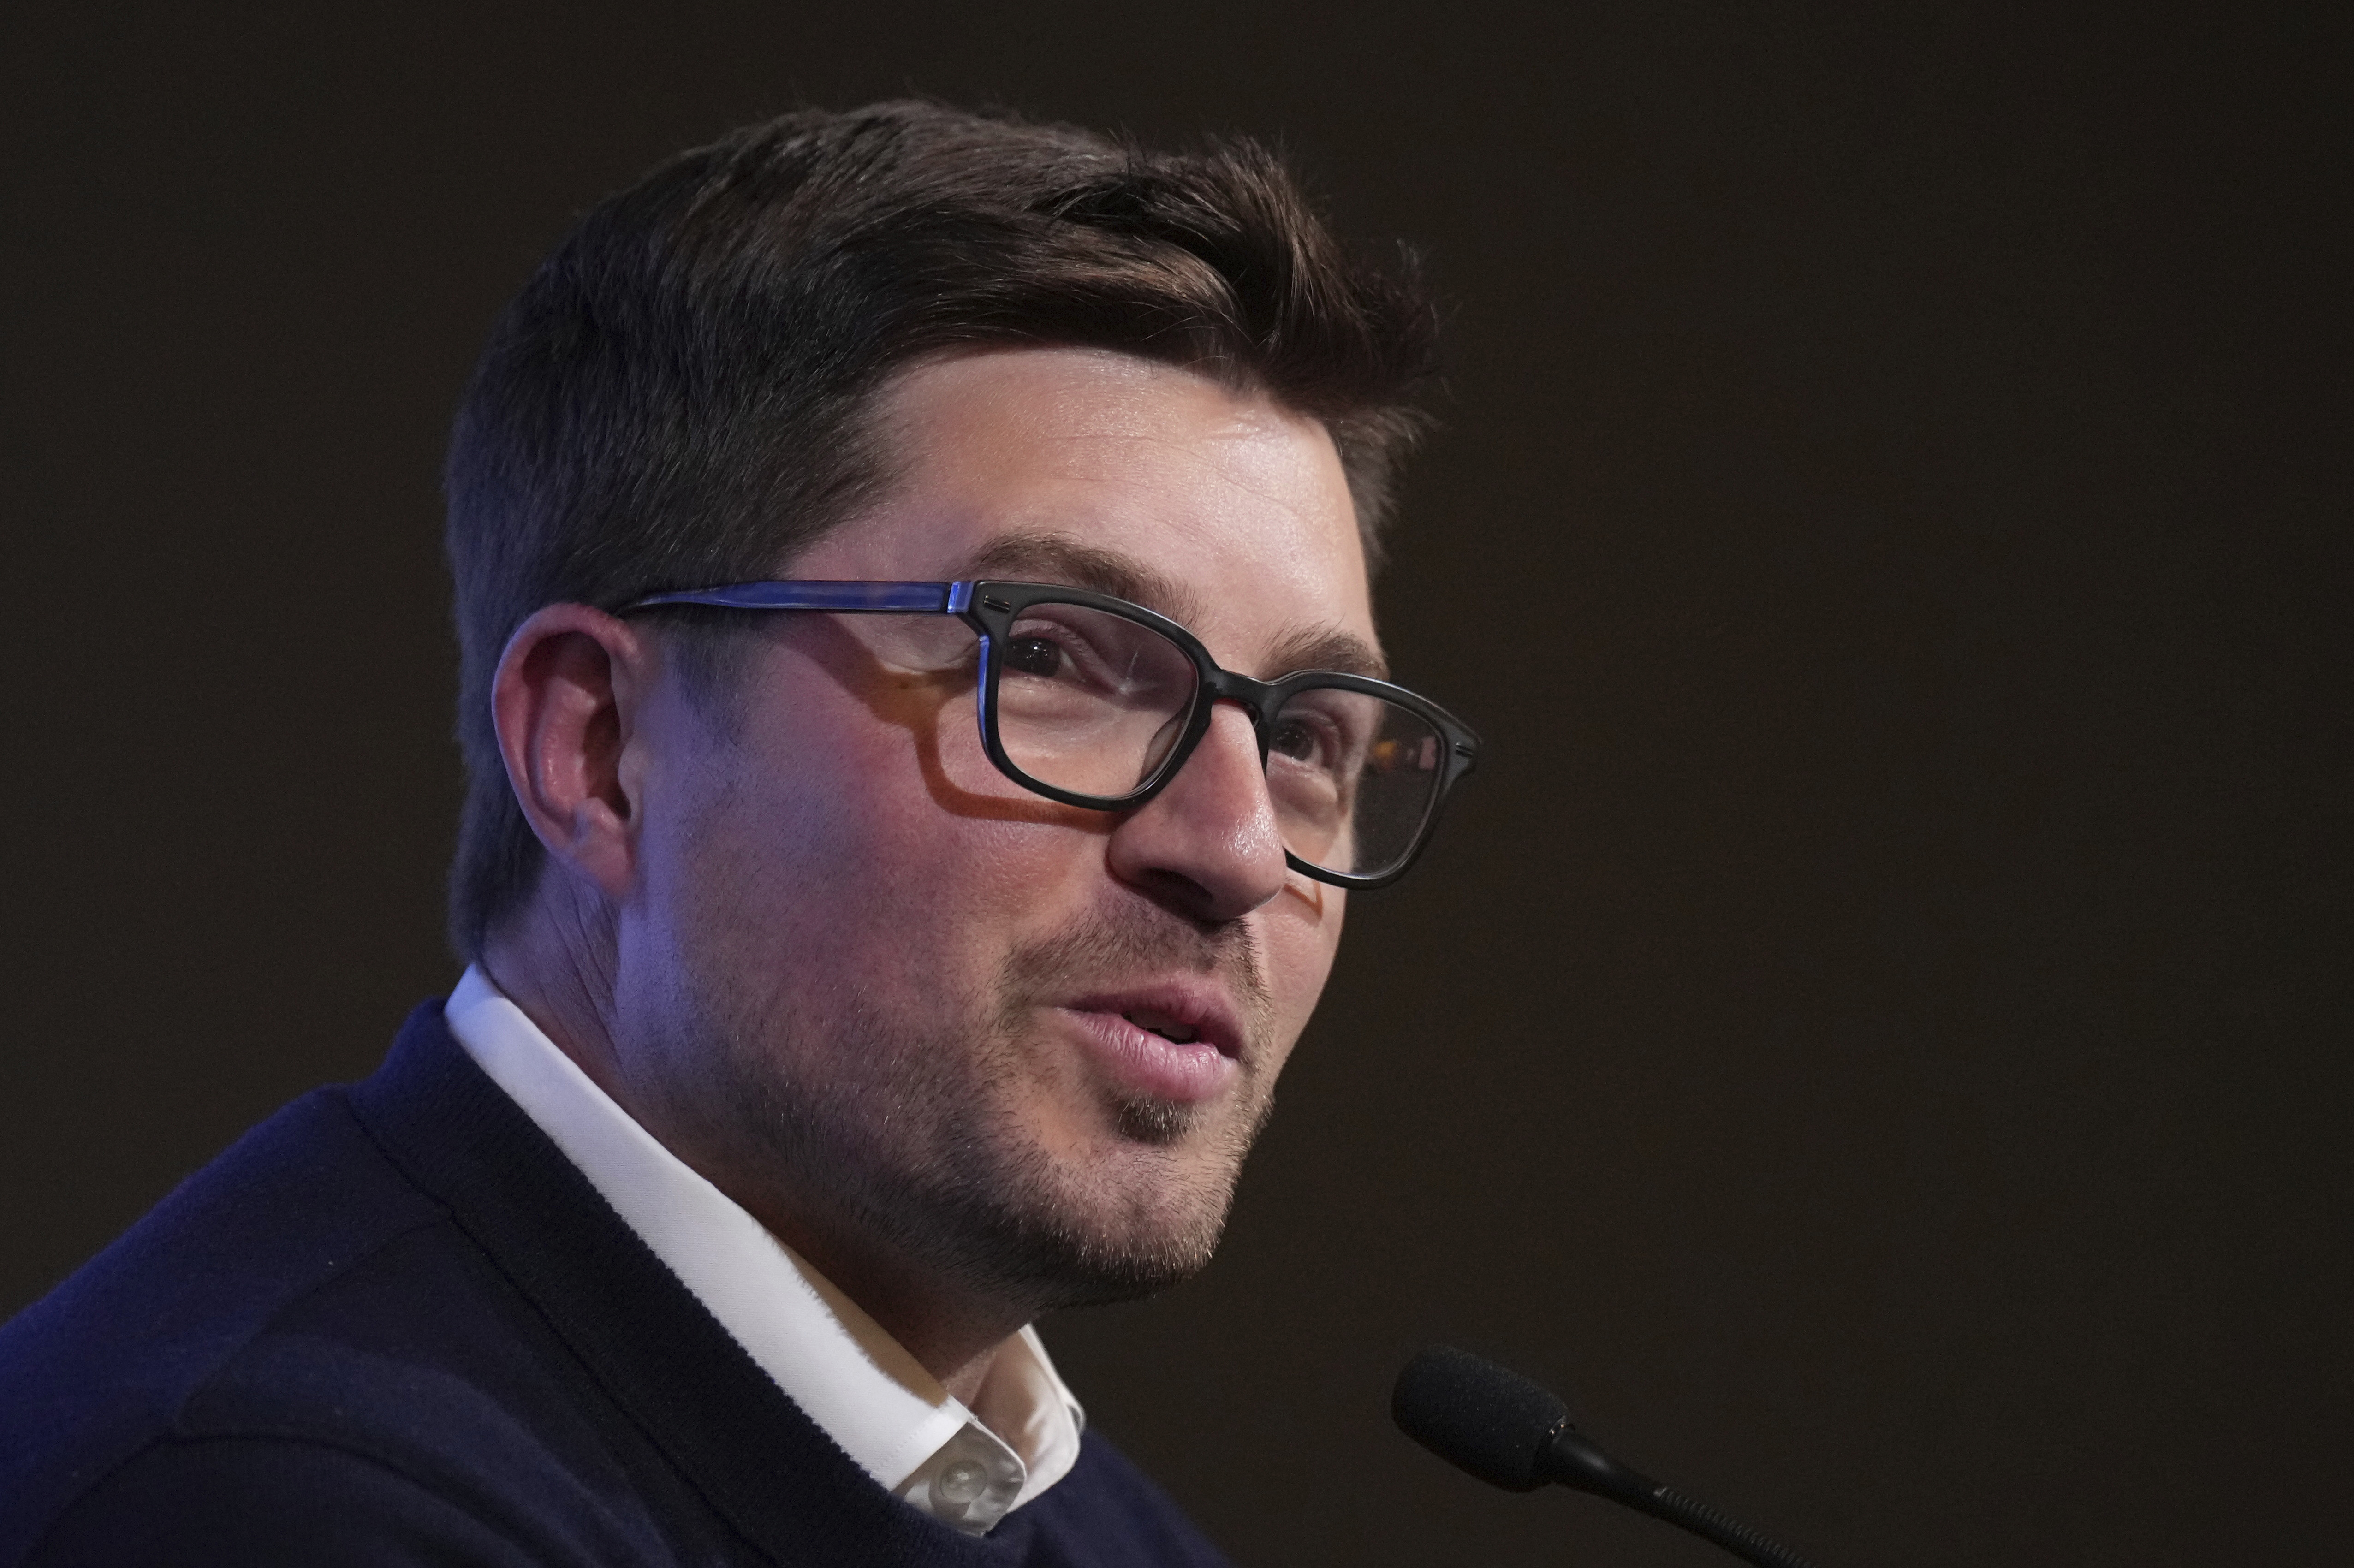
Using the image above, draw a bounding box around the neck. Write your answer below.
[762,1225,1025,1407]
[478,898,1034,1408]
[479,892,621,1102]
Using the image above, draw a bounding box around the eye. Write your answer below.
[1269,713,1337,769]
[1004,636,1066,678]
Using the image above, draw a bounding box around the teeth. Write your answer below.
[1124,1010,1199,1045]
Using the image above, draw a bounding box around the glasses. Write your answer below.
[623,579,1480,889]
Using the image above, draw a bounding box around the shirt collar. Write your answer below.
[441,966,1085,1532]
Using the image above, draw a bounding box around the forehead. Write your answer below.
[787,347,1377,674]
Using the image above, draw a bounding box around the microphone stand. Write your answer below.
[1541,1420,1818,1568]
[1393,1346,1822,1568]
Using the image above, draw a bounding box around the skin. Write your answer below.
[483,346,1379,1408]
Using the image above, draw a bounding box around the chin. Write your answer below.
[945,1132,1259,1313]
[1111,1093,1203,1146]
[992,1084,1282,1302]
[1004,1208,1232,1312]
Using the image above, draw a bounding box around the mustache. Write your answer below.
[997,900,1274,1053]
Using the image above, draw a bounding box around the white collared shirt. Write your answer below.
[441,967,1085,1535]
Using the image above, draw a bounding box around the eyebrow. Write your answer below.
[959,533,1207,626]
[957,530,1390,682]
[1263,624,1390,682]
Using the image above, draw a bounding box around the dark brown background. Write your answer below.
[5,4,2348,1563]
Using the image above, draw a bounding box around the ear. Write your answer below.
[490,603,652,901]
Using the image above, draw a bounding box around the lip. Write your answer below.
[1055,980,1246,1105]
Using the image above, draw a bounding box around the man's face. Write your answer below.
[608,346,1374,1309]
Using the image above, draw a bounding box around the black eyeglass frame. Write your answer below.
[623,578,1481,889]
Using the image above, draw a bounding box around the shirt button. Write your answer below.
[937,1461,988,1505]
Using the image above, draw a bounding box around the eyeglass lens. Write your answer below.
[990,600,1447,879]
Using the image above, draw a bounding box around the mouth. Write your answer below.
[1121,1006,1201,1046]
[1056,981,1246,1105]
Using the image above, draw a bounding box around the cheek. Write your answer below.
[669,672,1100,988]
[803,641,1091,835]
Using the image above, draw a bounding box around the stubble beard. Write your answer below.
[683,903,1282,1317]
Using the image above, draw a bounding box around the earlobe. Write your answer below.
[490,604,647,899]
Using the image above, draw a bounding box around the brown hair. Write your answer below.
[443,100,1441,958]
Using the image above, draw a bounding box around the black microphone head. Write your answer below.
[1392,1345,1570,1492]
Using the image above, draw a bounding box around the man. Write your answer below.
[0,101,1475,1564]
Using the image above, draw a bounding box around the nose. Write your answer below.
[1105,701,1289,924]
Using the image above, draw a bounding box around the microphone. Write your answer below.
[1392,1346,1821,1568]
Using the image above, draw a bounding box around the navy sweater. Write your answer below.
[0,1004,1235,1567]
